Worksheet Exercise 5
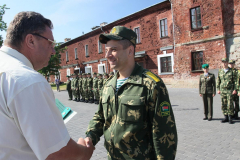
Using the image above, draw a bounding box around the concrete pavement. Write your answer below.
[54,88,240,160]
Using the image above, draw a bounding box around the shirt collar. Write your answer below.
[0,46,34,69]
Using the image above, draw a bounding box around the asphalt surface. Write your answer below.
[54,87,240,160]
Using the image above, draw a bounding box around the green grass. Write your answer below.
[51,83,66,91]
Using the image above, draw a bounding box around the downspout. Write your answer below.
[101,26,108,73]
[169,0,175,71]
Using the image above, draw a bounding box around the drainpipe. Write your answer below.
[169,0,175,71]
[101,26,108,73]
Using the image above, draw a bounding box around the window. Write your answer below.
[98,41,102,53]
[160,19,168,37]
[134,27,141,43]
[157,53,174,75]
[74,48,78,59]
[67,68,70,76]
[190,7,202,30]
[65,52,68,61]
[85,45,89,57]
[192,51,203,71]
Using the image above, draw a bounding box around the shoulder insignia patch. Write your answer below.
[160,101,171,116]
[146,71,160,82]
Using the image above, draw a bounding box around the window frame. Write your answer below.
[74,48,78,59]
[98,40,102,53]
[134,27,141,44]
[85,45,89,57]
[190,6,202,30]
[191,51,204,72]
[157,53,174,75]
[159,18,168,38]
[66,51,69,62]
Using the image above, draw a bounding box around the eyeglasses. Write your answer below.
[31,33,57,47]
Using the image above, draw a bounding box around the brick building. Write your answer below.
[50,0,240,88]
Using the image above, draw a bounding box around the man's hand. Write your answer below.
[78,138,94,160]
[233,90,237,95]
[212,94,215,97]
[84,137,95,149]
[199,94,202,97]
[217,91,221,94]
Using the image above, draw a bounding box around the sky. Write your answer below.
[1,0,164,43]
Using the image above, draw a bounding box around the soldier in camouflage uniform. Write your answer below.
[103,73,109,84]
[81,73,87,102]
[109,72,114,77]
[96,73,103,104]
[66,75,72,100]
[92,72,98,104]
[199,64,216,121]
[77,73,82,102]
[229,60,239,119]
[73,73,79,102]
[71,73,77,101]
[217,58,237,124]
[86,73,94,103]
[85,26,177,160]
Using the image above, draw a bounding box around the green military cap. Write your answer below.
[99,26,137,46]
[93,72,97,75]
[221,58,228,62]
[109,72,114,76]
[229,60,235,64]
[87,73,91,75]
[97,73,102,76]
[103,73,109,76]
[66,75,70,77]
[202,64,209,69]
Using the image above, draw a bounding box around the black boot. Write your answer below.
[89,99,94,104]
[80,98,84,102]
[235,112,239,120]
[96,101,99,105]
[85,99,89,103]
[229,115,234,124]
[73,98,77,101]
[77,98,80,102]
[221,115,229,123]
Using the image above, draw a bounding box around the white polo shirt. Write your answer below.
[0,46,70,160]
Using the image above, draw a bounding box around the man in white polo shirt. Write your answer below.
[0,12,94,160]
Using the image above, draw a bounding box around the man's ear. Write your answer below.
[128,45,134,56]
[25,34,35,49]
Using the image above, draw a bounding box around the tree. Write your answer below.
[0,4,9,46]
[38,44,67,80]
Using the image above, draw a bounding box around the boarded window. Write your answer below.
[191,7,202,29]
[192,51,203,70]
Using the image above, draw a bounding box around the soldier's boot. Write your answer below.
[73,98,77,101]
[85,99,89,103]
[235,112,239,120]
[96,100,99,105]
[68,98,72,101]
[221,115,229,123]
[77,98,80,102]
[89,99,94,104]
[229,115,234,124]
[94,100,98,104]
[80,98,84,102]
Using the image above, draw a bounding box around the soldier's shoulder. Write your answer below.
[142,69,162,85]
[103,75,114,85]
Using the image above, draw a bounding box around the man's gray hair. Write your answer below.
[5,11,53,49]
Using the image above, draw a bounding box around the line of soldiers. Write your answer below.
[200,58,239,124]
[66,72,114,104]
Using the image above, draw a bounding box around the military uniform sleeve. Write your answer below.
[85,97,105,146]
[216,70,221,91]
[199,75,202,94]
[148,80,178,160]
[212,74,216,95]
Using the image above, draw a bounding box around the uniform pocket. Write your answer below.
[120,96,145,123]
[102,95,110,119]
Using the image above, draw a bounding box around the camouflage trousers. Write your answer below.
[92,88,99,100]
[86,87,93,100]
[72,88,76,99]
[75,89,80,99]
[232,94,239,112]
[67,89,72,100]
[221,93,234,116]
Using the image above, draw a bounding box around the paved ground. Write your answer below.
[54,88,240,160]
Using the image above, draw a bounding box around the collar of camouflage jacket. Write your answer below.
[106,63,143,89]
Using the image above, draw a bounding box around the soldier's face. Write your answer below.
[105,40,130,71]
[222,62,228,68]
[229,64,234,68]
[203,68,209,73]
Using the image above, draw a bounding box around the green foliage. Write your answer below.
[38,44,67,79]
[0,4,9,46]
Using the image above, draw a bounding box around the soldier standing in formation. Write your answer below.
[73,73,79,102]
[109,72,114,77]
[71,73,76,101]
[66,75,72,100]
[86,73,94,103]
[96,73,103,104]
[78,73,83,102]
[103,73,109,84]
[199,64,216,121]
[81,73,87,102]
[229,60,239,120]
[85,26,177,159]
[92,72,98,104]
[217,58,237,124]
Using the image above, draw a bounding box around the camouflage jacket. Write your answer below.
[98,78,103,90]
[73,77,79,89]
[66,79,71,90]
[82,78,87,90]
[93,77,98,89]
[78,78,82,89]
[86,63,177,160]
[217,68,237,93]
[199,72,216,94]
[87,77,93,88]
[71,78,76,89]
